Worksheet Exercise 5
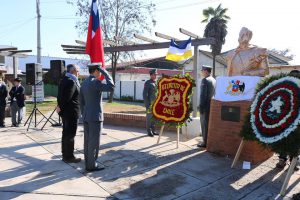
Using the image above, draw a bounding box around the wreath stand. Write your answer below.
[157,123,181,149]
[280,156,299,196]
[231,138,245,168]
[232,141,299,196]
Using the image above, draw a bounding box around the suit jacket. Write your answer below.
[9,85,25,108]
[57,75,80,119]
[199,75,216,113]
[80,68,114,122]
[0,83,8,106]
[143,79,156,109]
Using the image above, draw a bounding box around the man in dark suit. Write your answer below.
[0,77,8,127]
[198,65,216,148]
[143,69,158,137]
[80,64,114,172]
[57,64,81,163]
[9,77,25,127]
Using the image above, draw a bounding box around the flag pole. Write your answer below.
[36,0,41,64]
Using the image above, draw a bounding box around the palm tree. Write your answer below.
[202,4,230,77]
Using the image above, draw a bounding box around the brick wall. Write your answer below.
[104,113,146,128]
[103,113,176,132]
[207,99,273,164]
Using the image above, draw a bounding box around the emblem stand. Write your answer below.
[157,123,180,149]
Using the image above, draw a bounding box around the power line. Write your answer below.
[0,17,36,28]
[43,17,80,20]
[157,0,220,12]
[0,18,36,39]
[40,0,66,3]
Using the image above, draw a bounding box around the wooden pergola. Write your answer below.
[61,28,215,117]
[0,46,32,78]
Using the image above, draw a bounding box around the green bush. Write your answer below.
[120,95,134,102]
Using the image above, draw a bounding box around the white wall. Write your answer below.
[135,81,145,100]
[269,66,300,75]
[120,81,135,97]
[184,52,227,77]
[115,73,149,82]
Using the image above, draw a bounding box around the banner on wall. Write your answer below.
[214,76,261,102]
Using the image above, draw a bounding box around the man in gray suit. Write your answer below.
[80,64,114,172]
[198,65,216,148]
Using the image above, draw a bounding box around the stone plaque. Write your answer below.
[221,106,240,122]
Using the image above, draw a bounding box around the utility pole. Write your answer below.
[36,0,41,64]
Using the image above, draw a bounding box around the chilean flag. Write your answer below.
[85,0,105,79]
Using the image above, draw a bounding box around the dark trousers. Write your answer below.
[200,110,210,145]
[146,107,155,133]
[0,105,5,126]
[83,121,101,170]
[61,116,78,159]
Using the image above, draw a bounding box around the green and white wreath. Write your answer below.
[241,73,300,157]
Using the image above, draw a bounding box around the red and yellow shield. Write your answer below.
[152,77,193,123]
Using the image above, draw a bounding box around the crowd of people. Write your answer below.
[1,60,297,173]
[0,77,25,128]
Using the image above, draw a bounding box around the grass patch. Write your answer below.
[26,101,57,115]
[104,100,145,115]
[25,100,146,115]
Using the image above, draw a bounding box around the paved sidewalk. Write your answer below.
[0,117,299,200]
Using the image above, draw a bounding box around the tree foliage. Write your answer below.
[67,0,156,101]
[202,4,230,77]
[270,48,294,59]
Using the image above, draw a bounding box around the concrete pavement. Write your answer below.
[0,116,299,200]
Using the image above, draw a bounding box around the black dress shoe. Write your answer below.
[152,131,159,135]
[197,143,206,148]
[0,125,5,128]
[86,166,105,172]
[148,132,154,137]
[63,157,81,163]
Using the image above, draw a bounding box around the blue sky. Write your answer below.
[1,0,300,64]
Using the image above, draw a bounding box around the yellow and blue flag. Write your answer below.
[165,38,192,62]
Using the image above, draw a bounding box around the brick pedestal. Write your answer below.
[207,99,273,164]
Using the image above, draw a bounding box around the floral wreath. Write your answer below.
[251,76,300,143]
[241,73,300,157]
[151,73,195,128]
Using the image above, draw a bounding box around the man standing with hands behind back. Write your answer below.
[57,64,81,163]
[143,69,158,137]
[198,65,216,148]
[80,64,114,172]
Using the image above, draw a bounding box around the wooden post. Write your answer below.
[231,138,245,168]
[192,45,199,117]
[280,157,298,196]
[177,126,180,148]
[157,123,165,144]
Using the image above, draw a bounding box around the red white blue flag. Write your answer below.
[85,0,105,67]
